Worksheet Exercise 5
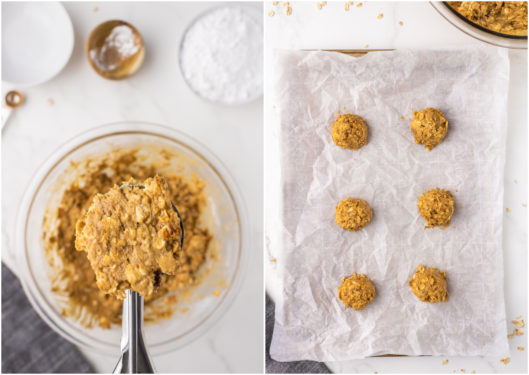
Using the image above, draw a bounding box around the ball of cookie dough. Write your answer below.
[408,265,448,303]
[338,273,376,310]
[335,198,373,231]
[410,108,448,151]
[418,188,454,229]
[332,114,368,150]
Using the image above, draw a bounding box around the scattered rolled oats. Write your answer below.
[270,257,277,262]
[398,21,404,26]
[93,6,99,12]
[364,44,369,48]
[470,371,476,374]
[46,98,54,106]
[357,2,363,7]
[377,13,384,19]
[442,359,449,365]
[268,10,275,17]
[273,1,279,4]
[345,2,350,11]
[213,289,221,296]
[514,179,518,183]
[283,2,289,6]
[513,319,525,328]
[507,332,514,339]
[515,328,524,336]
[500,357,510,365]
[286,6,292,15]
[461,370,466,373]
[516,315,522,319]
[518,346,524,351]
[522,203,527,207]
[506,207,511,213]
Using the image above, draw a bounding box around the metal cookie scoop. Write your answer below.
[114,290,154,373]
[114,184,184,374]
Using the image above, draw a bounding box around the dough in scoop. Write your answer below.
[335,198,373,231]
[418,188,454,229]
[410,108,448,151]
[338,273,376,310]
[75,175,182,299]
[408,265,449,303]
[332,113,368,150]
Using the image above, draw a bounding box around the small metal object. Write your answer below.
[5,90,24,108]
[171,202,185,250]
[2,90,24,130]
[113,290,155,373]
[120,183,146,189]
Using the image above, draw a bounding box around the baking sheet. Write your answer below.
[269,48,510,361]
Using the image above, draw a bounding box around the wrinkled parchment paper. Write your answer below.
[269,49,510,361]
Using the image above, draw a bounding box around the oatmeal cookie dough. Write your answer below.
[75,175,183,299]
[335,198,373,231]
[410,108,448,151]
[408,265,448,303]
[448,1,528,36]
[418,188,455,229]
[331,114,368,150]
[338,273,376,310]
[42,149,211,329]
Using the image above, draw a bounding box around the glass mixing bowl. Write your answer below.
[431,2,528,49]
[14,122,249,356]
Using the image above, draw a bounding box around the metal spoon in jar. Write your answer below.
[114,184,184,374]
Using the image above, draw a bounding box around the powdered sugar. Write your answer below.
[179,6,263,105]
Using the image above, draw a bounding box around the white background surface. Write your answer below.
[264,1,527,373]
[2,2,263,373]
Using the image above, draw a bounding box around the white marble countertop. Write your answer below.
[264,1,527,373]
[2,2,263,373]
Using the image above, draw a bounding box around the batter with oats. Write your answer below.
[75,175,183,299]
[448,1,528,36]
[409,265,449,303]
[410,108,448,151]
[331,114,368,150]
[334,198,373,232]
[41,150,212,329]
[418,188,455,229]
[338,273,376,310]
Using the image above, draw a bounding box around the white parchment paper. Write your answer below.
[269,49,510,361]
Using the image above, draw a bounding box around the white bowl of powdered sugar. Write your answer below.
[179,5,263,106]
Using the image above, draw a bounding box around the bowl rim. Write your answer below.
[2,2,75,87]
[430,1,528,50]
[15,121,250,356]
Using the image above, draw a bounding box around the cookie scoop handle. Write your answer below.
[113,290,155,373]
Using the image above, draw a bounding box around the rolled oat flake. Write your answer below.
[180,6,263,105]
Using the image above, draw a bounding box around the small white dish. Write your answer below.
[2,2,74,86]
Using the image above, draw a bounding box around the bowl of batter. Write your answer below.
[431,1,527,49]
[15,122,249,355]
